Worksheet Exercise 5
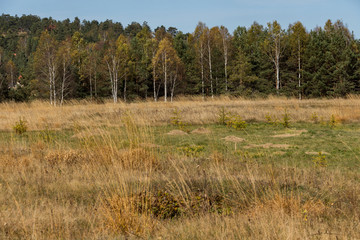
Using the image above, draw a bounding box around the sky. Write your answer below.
[1,0,360,37]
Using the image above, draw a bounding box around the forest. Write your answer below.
[0,14,360,103]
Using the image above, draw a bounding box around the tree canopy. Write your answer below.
[0,14,359,102]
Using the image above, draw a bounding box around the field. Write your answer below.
[1,97,360,239]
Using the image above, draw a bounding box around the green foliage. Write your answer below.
[149,190,182,219]
[311,112,319,123]
[226,114,247,130]
[329,114,338,128]
[170,108,187,129]
[177,144,205,157]
[138,189,231,219]
[0,14,360,102]
[312,152,328,168]
[13,117,28,135]
[217,107,231,125]
[265,113,279,125]
[282,110,291,128]
[217,108,246,130]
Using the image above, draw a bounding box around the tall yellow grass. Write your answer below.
[1,97,360,131]
[0,97,359,239]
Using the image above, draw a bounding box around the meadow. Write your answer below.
[1,96,360,239]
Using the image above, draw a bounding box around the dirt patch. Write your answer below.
[305,151,330,155]
[272,129,308,138]
[191,127,211,134]
[222,136,245,142]
[244,143,291,149]
[167,130,188,136]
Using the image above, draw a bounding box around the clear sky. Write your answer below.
[1,0,360,37]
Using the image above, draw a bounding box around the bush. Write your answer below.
[170,108,186,129]
[227,114,247,130]
[329,114,338,128]
[311,112,319,123]
[217,107,231,125]
[217,108,247,130]
[282,110,290,128]
[177,145,205,157]
[312,152,327,168]
[13,117,28,135]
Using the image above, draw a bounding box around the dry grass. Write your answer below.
[1,96,360,131]
[1,97,360,239]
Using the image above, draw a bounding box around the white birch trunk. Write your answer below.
[124,73,127,102]
[61,59,66,105]
[200,43,205,99]
[208,40,213,98]
[275,38,280,93]
[298,39,302,100]
[153,66,157,102]
[170,72,177,102]
[222,35,228,92]
[164,52,167,102]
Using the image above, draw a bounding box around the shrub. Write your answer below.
[177,145,205,157]
[13,117,28,135]
[217,108,246,130]
[329,114,338,128]
[226,114,247,130]
[282,110,290,128]
[217,107,231,125]
[149,190,183,219]
[312,152,327,168]
[311,112,319,123]
[265,113,279,125]
[170,108,186,129]
[100,193,155,237]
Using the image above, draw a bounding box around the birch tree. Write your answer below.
[205,27,214,98]
[152,38,181,102]
[83,42,101,99]
[145,38,159,101]
[219,26,231,92]
[289,22,308,100]
[33,30,58,105]
[57,39,72,105]
[104,34,129,103]
[5,60,16,88]
[194,22,207,98]
[263,21,286,93]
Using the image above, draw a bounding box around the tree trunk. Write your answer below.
[10,66,14,88]
[222,36,228,92]
[89,68,93,99]
[275,39,280,94]
[170,73,177,102]
[298,39,302,100]
[114,64,118,103]
[94,72,97,97]
[276,60,280,93]
[106,58,118,103]
[52,66,56,106]
[164,52,167,102]
[200,43,205,100]
[61,60,66,105]
[153,66,157,102]
[208,41,214,98]
[124,73,127,102]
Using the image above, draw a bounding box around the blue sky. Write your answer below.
[1,0,360,37]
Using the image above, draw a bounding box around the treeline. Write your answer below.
[0,14,359,103]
